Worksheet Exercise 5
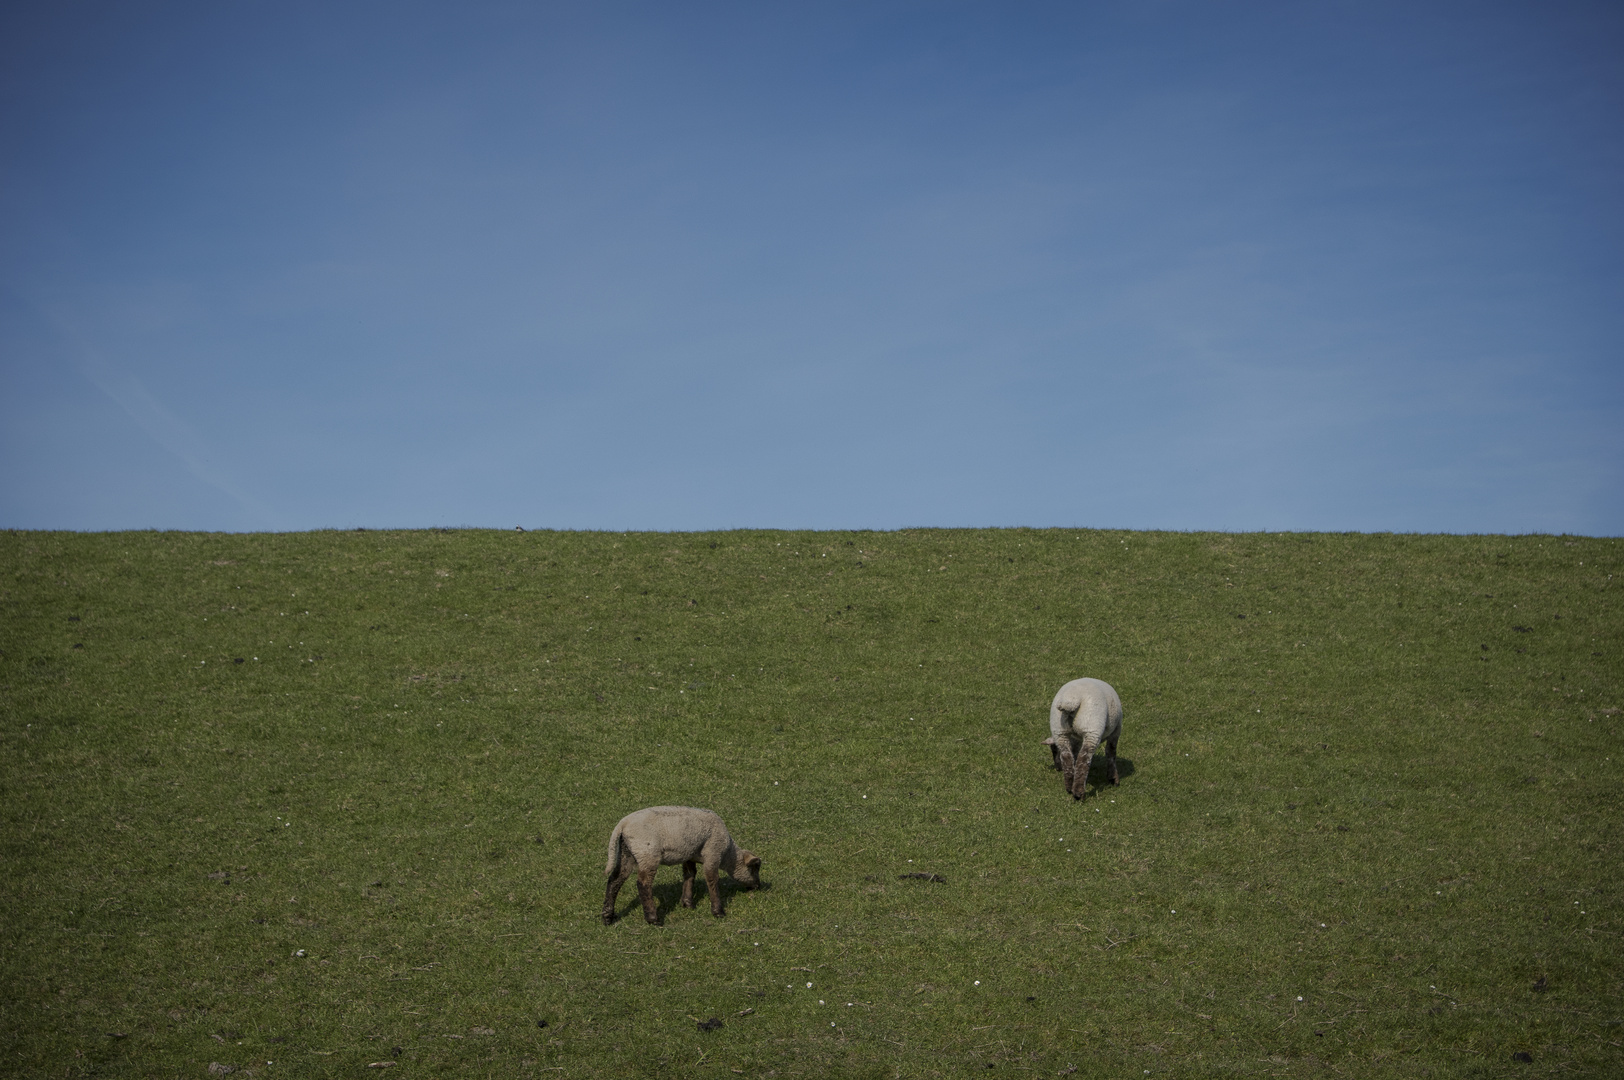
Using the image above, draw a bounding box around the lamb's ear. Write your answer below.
[746,855,762,869]
[1040,736,1056,746]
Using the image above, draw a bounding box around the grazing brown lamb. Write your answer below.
[602,806,762,925]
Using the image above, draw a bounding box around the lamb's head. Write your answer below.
[731,850,763,889]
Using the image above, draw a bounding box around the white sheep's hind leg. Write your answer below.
[1072,749,1094,799]
[1055,738,1078,795]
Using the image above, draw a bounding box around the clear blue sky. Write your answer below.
[3,1,1620,534]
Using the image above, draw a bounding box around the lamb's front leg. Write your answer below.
[704,864,725,917]
[681,861,698,908]
[1105,737,1119,786]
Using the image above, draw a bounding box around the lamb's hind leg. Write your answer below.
[636,865,660,925]
[602,853,635,925]
[1055,739,1078,796]
[1106,737,1120,786]
[681,861,697,908]
[1072,749,1095,799]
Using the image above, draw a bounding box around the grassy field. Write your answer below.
[1,526,1619,1079]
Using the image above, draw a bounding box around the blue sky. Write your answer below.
[2,2,1620,534]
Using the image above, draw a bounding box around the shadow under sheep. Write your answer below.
[605,877,772,926]
[1046,753,1137,788]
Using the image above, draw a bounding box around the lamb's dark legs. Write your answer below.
[636,866,660,924]
[681,861,698,908]
[602,859,635,924]
[704,865,725,917]
[1072,749,1094,800]
[1105,737,1119,786]
[1056,739,1078,796]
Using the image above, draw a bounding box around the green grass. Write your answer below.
[1,527,1620,1079]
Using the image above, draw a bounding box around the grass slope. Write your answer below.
[1,527,1620,1079]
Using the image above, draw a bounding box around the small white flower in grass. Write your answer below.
[818,1000,824,1005]
[1171,910,1176,914]
[806,982,813,989]
[974,980,980,986]
[830,1022,835,1027]
[1296,996,1304,1002]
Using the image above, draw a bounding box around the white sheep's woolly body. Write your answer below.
[602,806,761,925]
[1047,677,1123,800]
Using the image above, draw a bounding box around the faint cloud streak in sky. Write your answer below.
[46,309,281,530]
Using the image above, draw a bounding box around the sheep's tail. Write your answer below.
[605,821,627,878]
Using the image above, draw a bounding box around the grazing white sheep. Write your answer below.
[1042,677,1122,800]
[602,806,762,925]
